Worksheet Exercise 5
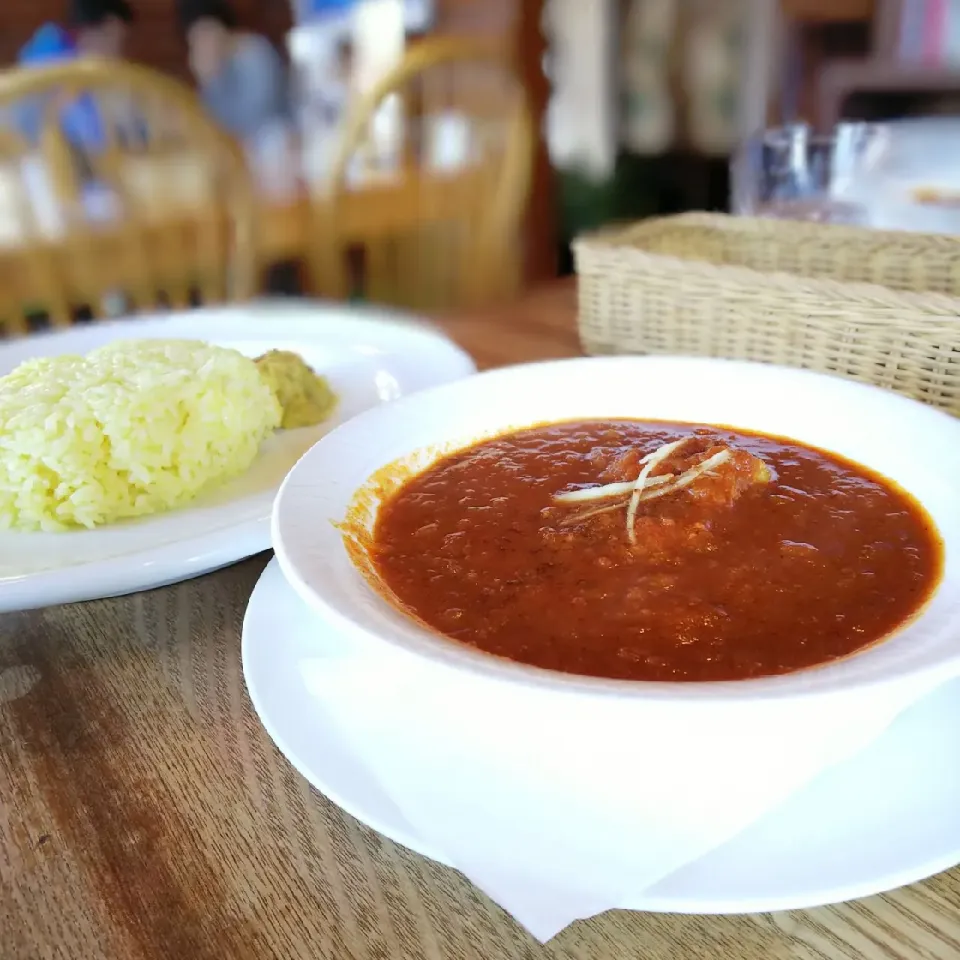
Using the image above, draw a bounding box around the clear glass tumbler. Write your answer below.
[731,123,889,225]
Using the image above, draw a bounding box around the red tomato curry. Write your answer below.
[367,421,942,682]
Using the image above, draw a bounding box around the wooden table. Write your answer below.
[2,283,959,960]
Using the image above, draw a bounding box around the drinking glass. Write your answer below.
[731,123,890,225]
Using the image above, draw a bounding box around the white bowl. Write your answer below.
[271,357,960,898]
[273,356,960,704]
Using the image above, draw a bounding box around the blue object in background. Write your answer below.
[16,23,106,152]
[308,0,357,9]
[293,0,433,30]
[293,0,357,22]
[19,22,77,64]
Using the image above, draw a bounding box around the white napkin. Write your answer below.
[299,625,939,942]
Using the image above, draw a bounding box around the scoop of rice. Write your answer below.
[0,339,282,531]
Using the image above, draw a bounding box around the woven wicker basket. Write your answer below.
[574,212,960,417]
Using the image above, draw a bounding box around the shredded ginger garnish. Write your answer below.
[553,437,734,543]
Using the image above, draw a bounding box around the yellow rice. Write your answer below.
[0,339,282,531]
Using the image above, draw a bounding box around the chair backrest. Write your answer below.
[309,38,534,311]
[0,58,257,335]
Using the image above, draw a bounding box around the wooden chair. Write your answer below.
[310,38,535,311]
[0,59,257,335]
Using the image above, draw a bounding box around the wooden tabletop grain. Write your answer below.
[2,283,959,960]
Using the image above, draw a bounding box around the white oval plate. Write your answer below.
[243,558,960,914]
[0,301,475,612]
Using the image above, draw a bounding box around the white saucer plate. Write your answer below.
[243,558,960,915]
[0,302,475,612]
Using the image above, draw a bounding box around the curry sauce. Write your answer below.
[368,421,942,682]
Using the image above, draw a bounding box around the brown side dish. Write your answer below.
[365,420,942,683]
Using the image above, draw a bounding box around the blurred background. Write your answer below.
[3,0,960,325]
